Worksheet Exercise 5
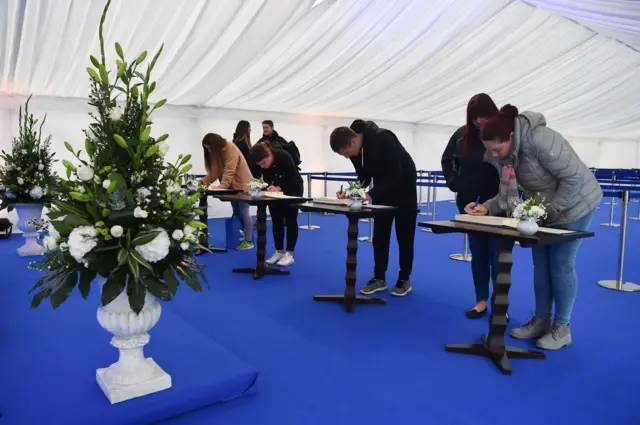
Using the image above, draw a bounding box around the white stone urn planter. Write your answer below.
[14,203,44,256]
[96,280,172,404]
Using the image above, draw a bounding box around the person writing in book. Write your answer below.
[250,143,303,267]
[464,104,602,350]
[200,133,255,251]
[330,120,418,297]
[442,93,501,319]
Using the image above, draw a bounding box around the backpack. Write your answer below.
[281,140,302,168]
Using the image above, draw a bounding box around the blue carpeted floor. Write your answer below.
[3,200,640,425]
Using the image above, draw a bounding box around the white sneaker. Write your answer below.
[276,252,294,267]
[266,252,285,265]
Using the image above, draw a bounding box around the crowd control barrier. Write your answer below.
[597,190,640,292]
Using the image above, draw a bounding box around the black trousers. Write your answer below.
[269,204,299,252]
[198,194,209,247]
[373,208,418,282]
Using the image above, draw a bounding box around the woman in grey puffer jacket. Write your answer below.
[464,104,602,351]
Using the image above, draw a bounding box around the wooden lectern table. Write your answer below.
[419,219,594,375]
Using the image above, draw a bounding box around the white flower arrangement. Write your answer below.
[28,0,210,315]
[344,181,367,199]
[0,95,58,211]
[247,177,268,191]
[512,194,547,222]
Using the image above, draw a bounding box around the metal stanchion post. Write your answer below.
[422,176,438,233]
[597,191,640,292]
[320,171,333,216]
[358,218,373,242]
[629,194,640,221]
[418,170,423,206]
[600,194,620,227]
[449,233,472,262]
[299,175,320,230]
[419,172,432,216]
[361,182,372,222]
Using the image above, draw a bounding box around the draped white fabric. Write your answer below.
[0,0,638,139]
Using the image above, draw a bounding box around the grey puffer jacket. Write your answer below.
[483,111,602,226]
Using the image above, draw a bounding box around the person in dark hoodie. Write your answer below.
[250,143,304,268]
[257,120,288,150]
[441,93,500,319]
[330,120,418,297]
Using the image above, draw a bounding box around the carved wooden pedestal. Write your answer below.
[232,203,289,280]
[313,215,386,312]
[444,238,546,375]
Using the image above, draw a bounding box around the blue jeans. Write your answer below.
[468,234,500,302]
[531,209,596,325]
[231,201,253,243]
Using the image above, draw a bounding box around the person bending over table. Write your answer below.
[330,120,418,297]
[465,104,602,350]
[199,133,255,251]
[442,93,501,319]
[250,143,303,267]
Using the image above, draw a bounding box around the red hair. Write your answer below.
[480,104,519,142]
[462,93,498,152]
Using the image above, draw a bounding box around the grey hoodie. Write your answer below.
[483,111,602,226]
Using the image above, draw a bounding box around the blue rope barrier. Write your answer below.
[310,176,358,182]
[603,191,640,199]
[600,185,640,192]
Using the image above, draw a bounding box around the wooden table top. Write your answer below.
[212,193,310,205]
[419,220,594,246]
[299,202,398,218]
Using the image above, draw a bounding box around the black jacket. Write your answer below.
[441,126,500,213]
[349,120,417,209]
[257,130,287,150]
[233,137,258,177]
[254,148,304,197]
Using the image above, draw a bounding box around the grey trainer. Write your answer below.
[509,317,552,340]
[360,279,387,295]
[391,280,412,296]
[536,323,572,350]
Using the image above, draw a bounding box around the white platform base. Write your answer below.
[596,280,640,292]
[96,357,172,404]
[449,253,472,262]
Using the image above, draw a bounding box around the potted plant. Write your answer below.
[27,0,209,404]
[344,181,367,211]
[0,95,58,256]
[247,177,268,198]
[512,194,547,236]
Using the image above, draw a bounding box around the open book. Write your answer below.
[453,215,578,235]
[311,197,351,205]
[264,191,302,199]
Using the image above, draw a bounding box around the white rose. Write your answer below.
[59,242,68,251]
[17,178,24,185]
[76,186,86,193]
[172,229,184,241]
[134,206,149,219]
[43,236,58,252]
[67,226,98,263]
[21,149,27,155]
[183,225,195,236]
[157,142,169,157]
[110,225,124,238]
[109,107,123,121]
[77,166,95,181]
[180,242,189,250]
[38,163,44,171]
[135,229,170,263]
[102,179,111,189]
[29,186,43,199]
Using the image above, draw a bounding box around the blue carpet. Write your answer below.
[0,242,258,425]
[2,200,640,425]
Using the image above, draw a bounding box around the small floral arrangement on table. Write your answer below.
[0,95,58,211]
[27,0,210,314]
[344,181,367,200]
[247,177,268,191]
[512,193,547,223]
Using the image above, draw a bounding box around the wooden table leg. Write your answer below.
[313,215,386,312]
[233,203,289,280]
[445,237,546,374]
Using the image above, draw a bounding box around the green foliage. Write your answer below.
[0,95,59,211]
[28,0,209,315]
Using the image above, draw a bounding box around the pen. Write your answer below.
[474,196,480,209]
[340,185,343,194]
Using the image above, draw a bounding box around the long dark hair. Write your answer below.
[202,133,227,173]
[462,93,498,152]
[233,120,251,148]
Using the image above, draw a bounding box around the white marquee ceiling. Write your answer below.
[0,0,639,137]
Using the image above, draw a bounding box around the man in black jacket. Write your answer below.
[330,120,418,296]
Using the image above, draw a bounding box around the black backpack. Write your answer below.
[281,140,302,168]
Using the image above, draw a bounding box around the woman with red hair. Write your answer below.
[465,104,602,350]
[441,93,500,318]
